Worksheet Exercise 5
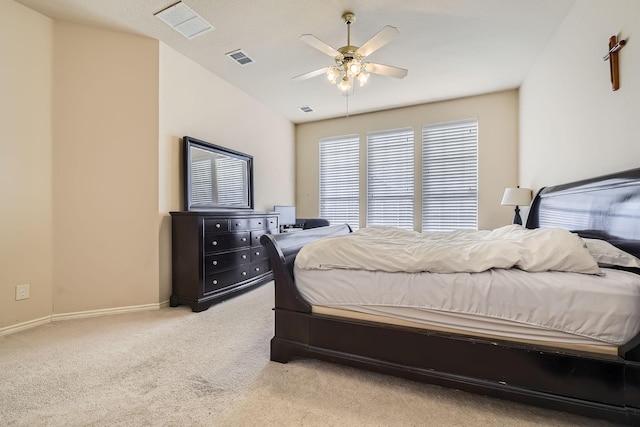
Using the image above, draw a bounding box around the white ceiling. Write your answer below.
[16,0,575,124]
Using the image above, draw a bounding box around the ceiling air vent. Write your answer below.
[154,2,213,40]
[299,106,315,113]
[226,49,255,66]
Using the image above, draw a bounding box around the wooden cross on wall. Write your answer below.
[603,35,627,91]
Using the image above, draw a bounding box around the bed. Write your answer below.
[260,168,640,425]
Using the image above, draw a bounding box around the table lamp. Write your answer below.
[501,187,532,225]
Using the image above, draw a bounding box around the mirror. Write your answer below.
[183,136,254,211]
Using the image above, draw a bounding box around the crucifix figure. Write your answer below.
[603,35,626,91]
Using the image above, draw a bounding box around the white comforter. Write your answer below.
[295,225,602,274]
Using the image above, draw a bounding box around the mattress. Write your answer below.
[293,266,640,348]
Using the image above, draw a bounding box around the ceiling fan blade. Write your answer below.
[366,63,408,79]
[300,34,340,57]
[358,26,399,57]
[292,67,329,81]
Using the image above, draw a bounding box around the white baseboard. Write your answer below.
[0,300,171,336]
[0,316,52,336]
[52,302,164,322]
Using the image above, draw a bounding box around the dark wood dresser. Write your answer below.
[170,211,278,312]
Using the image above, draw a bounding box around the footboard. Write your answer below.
[260,224,351,312]
[260,224,351,364]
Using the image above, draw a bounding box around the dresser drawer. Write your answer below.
[204,249,250,274]
[204,218,229,233]
[266,216,278,230]
[249,261,270,278]
[204,232,250,252]
[204,261,270,293]
[204,269,241,293]
[250,246,268,262]
[229,217,270,231]
[250,229,272,247]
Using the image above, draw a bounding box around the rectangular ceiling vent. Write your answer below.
[154,2,213,40]
[299,106,315,113]
[226,50,255,66]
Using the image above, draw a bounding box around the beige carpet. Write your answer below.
[0,282,620,426]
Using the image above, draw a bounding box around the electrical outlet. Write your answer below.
[16,284,30,301]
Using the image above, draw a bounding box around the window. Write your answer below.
[319,135,360,230]
[422,119,478,231]
[367,128,414,230]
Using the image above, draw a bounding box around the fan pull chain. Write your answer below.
[345,92,350,117]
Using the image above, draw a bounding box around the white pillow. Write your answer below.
[583,238,640,268]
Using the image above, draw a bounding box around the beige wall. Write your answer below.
[1,2,295,331]
[52,22,160,314]
[158,43,295,301]
[295,90,519,230]
[520,0,640,189]
[0,1,53,328]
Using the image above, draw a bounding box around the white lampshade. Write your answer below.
[501,187,532,206]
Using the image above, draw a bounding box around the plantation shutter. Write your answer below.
[367,128,414,230]
[422,119,478,231]
[319,135,360,230]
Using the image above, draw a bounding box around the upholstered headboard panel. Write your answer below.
[526,168,640,259]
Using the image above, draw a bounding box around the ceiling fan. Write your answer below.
[294,12,408,93]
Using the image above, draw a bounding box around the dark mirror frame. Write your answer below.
[183,136,254,211]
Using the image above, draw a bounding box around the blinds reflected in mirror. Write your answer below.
[188,143,251,209]
[191,158,214,205]
[215,156,248,206]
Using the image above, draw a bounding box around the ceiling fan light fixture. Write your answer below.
[326,67,340,83]
[337,76,352,92]
[348,60,361,75]
[294,11,407,100]
[357,71,369,87]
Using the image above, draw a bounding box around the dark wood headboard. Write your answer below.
[526,167,640,259]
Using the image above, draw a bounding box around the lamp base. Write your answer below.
[512,205,522,225]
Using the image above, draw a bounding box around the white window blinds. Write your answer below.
[422,119,478,231]
[319,134,360,230]
[367,128,414,230]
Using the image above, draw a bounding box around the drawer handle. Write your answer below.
[241,271,247,276]
[241,237,247,242]
[258,221,262,225]
[212,280,218,285]
[212,260,218,266]
[212,241,218,246]
[254,251,260,256]
[216,223,221,228]
[235,223,240,227]
[242,255,247,259]
[255,267,260,272]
